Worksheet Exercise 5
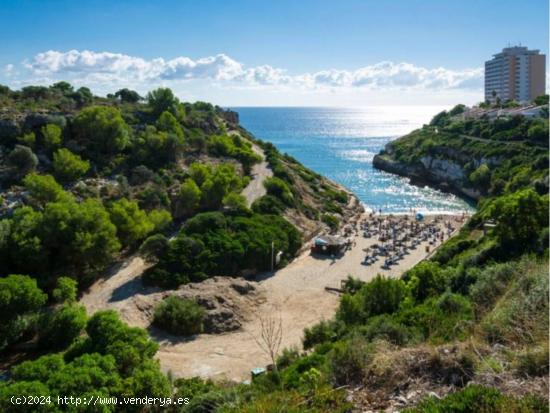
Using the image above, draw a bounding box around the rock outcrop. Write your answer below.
[373,151,482,202]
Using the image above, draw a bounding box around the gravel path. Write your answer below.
[81,140,272,317]
[240,144,273,206]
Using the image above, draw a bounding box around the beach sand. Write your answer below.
[152,212,468,381]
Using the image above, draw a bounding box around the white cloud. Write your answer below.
[20,49,482,92]
[2,64,15,77]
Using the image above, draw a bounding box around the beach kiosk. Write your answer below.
[311,235,346,255]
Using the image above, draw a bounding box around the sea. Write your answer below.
[232,106,476,214]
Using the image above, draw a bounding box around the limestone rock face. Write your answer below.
[373,153,481,201]
[420,156,465,182]
[170,278,262,334]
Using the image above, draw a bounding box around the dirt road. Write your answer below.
[240,144,273,206]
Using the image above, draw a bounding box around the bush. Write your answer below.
[397,293,474,343]
[469,262,516,313]
[403,384,547,413]
[41,123,62,148]
[0,274,47,318]
[360,275,407,318]
[303,320,337,350]
[264,177,294,205]
[23,173,68,207]
[329,337,372,386]
[145,212,301,288]
[139,234,169,263]
[488,189,548,252]
[276,347,301,370]
[280,353,326,389]
[52,148,90,182]
[469,164,491,189]
[514,346,549,377]
[341,276,364,294]
[108,198,154,246]
[147,87,179,117]
[480,259,548,345]
[360,314,410,345]
[321,213,339,231]
[153,296,205,336]
[52,277,78,303]
[405,261,447,303]
[39,304,87,350]
[72,106,129,156]
[8,145,38,177]
[179,178,201,215]
[251,195,286,215]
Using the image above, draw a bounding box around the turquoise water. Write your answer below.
[233,107,475,214]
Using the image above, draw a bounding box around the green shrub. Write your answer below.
[52,148,90,182]
[280,353,327,389]
[72,105,129,157]
[251,195,286,214]
[360,314,410,345]
[264,177,294,205]
[8,145,38,177]
[173,376,216,400]
[321,213,339,231]
[145,212,301,288]
[341,276,365,294]
[514,346,549,377]
[153,296,205,336]
[469,262,516,313]
[481,259,548,345]
[108,198,154,246]
[276,347,301,370]
[397,293,474,343]
[488,189,548,252]
[328,337,372,386]
[139,234,169,263]
[52,277,78,303]
[303,320,337,350]
[403,384,547,413]
[41,123,62,148]
[405,261,447,303]
[39,304,87,350]
[360,275,407,318]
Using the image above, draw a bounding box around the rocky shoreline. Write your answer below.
[372,152,481,203]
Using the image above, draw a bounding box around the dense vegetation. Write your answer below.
[0,83,359,410]
[155,101,548,411]
[144,211,301,288]
[1,84,547,411]
[377,103,549,200]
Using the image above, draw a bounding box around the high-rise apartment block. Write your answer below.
[485,46,546,103]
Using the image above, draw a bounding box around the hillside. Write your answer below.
[373,103,549,201]
[0,88,547,412]
[0,83,363,409]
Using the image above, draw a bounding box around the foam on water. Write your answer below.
[232,107,476,214]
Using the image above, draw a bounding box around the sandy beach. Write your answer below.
[151,211,468,381]
[81,209,468,382]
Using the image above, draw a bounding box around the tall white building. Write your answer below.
[484,46,546,103]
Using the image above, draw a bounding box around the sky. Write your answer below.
[0,0,548,106]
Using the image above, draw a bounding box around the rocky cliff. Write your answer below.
[373,150,482,201]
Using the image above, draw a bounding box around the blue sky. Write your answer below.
[1,0,548,106]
